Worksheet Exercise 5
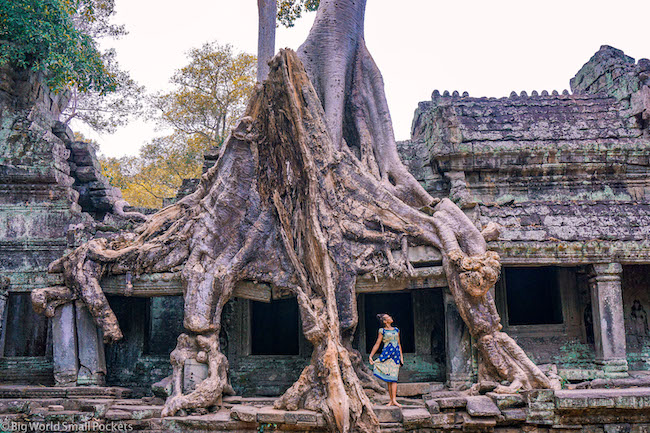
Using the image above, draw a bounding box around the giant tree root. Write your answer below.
[161,333,234,416]
[34,49,554,432]
[476,332,556,393]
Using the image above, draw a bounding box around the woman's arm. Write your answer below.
[368,330,383,364]
[398,331,404,365]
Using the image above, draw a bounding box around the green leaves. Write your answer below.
[0,0,115,93]
[150,42,256,150]
[277,0,320,28]
[101,41,256,208]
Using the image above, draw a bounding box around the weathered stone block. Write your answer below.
[431,412,457,428]
[74,165,99,182]
[284,409,323,426]
[501,408,527,423]
[397,381,435,396]
[230,405,257,422]
[257,407,286,424]
[525,389,555,403]
[526,409,555,425]
[478,381,498,394]
[531,400,556,410]
[183,359,208,393]
[373,405,402,423]
[486,392,525,409]
[425,399,441,414]
[75,301,106,386]
[105,409,132,421]
[402,408,432,428]
[459,411,497,431]
[437,396,468,410]
[151,375,172,398]
[52,303,78,386]
[466,396,501,417]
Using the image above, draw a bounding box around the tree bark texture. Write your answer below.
[31,1,554,431]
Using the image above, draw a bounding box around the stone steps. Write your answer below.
[0,386,131,399]
[3,387,650,431]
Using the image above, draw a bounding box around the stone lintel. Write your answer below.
[492,241,650,266]
[101,265,447,299]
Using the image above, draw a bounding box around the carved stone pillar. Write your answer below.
[589,263,628,378]
[52,303,78,386]
[75,301,106,386]
[443,288,474,388]
[0,278,9,355]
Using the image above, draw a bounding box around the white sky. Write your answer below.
[81,0,650,158]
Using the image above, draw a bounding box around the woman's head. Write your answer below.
[376,313,393,327]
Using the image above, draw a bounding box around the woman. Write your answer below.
[369,313,403,406]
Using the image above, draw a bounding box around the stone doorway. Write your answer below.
[355,289,446,383]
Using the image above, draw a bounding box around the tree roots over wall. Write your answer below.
[32,50,554,433]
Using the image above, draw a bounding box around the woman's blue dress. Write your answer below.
[372,327,401,382]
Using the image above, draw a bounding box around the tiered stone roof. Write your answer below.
[400,46,650,265]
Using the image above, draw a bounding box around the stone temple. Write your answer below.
[1,45,650,431]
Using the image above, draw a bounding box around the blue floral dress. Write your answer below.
[373,327,401,383]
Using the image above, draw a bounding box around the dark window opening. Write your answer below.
[251,298,300,355]
[3,293,49,357]
[505,267,563,326]
[411,260,443,269]
[364,292,415,353]
[104,296,148,385]
[145,296,185,356]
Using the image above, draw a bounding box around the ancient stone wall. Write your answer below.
[571,45,650,137]
[399,46,650,379]
[622,265,650,370]
[0,65,147,386]
[0,65,81,383]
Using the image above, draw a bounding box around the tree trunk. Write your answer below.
[257,0,276,82]
[32,2,555,431]
[297,0,432,208]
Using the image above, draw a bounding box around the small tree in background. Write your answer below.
[99,133,206,209]
[101,42,256,208]
[150,42,256,150]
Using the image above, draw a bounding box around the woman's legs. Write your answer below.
[387,382,400,406]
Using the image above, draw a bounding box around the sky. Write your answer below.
[80,0,650,158]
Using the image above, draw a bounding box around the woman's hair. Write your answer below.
[376,313,388,325]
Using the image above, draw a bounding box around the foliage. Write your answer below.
[277,0,320,27]
[0,0,116,93]
[100,133,204,208]
[100,42,255,209]
[149,42,256,150]
[71,0,125,39]
[63,49,145,133]
[62,1,145,133]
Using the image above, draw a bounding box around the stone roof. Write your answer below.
[400,46,650,265]
[411,91,642,160]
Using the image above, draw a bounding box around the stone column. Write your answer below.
[589,263,628,378]
[75,301,106,386]
[0,278,9,355]
[443,288,474,388]
[52,303,78,386]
